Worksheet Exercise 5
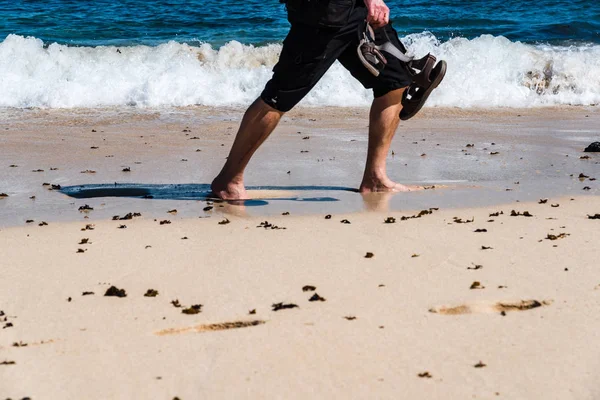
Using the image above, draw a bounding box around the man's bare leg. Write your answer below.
[359,87,422,193]
[211,98,284,200]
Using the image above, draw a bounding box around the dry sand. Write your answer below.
[1,106,600,399]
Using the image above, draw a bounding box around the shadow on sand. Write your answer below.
[60,183,357,206]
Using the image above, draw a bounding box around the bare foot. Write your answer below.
[359,179,424,193]
[210,178,248,200]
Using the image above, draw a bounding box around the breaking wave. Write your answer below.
[1,33,600,109]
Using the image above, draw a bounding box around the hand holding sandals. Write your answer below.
[364,0,390,29]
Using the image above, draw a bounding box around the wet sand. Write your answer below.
[0,105,598,226]
[1,106,600,399]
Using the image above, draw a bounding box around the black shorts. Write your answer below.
[261,5,413,112]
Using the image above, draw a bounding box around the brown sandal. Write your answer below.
[400,54,447,120]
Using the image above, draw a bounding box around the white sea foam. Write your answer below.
[1,33,600,109]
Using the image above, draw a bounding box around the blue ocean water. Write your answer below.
[1,0,599,47]
[1,0,600,109]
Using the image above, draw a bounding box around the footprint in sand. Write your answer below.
[156,320,265,336]
[429,299,552,315]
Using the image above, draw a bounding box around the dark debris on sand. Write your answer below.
[112,212,141,221]
[546,233,570,240]
[309,293,326,302]
[257,221,286,230]
[272,302,299,311]
[218,218,230,225]
[400,209,437,221]
[182,305,203,315]
[511,210,533,217]
[144,289,159,297]
[588,214,600,220]
[78,204,94,212]
[104,286,127,298]
[470,281,485,289]
[453,217,474,224]
[302,285,316,292]
[584,142,600,152]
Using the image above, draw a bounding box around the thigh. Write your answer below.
[262,24,346,111]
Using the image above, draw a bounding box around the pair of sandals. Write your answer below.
[357,23,447,120]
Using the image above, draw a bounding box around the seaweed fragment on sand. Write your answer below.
[182,305,203,315]
[104,286,127,298]
[510,210,533,217]
[218,218,230,225]
[309,293,326,302]
[302,285,316,292]
[470,281,485,290]
[272,302,298,312]
[144,289,159,297]
[418,372,432,378]
[546,233,570,241]
[112,212,141,221]
[400,209,436,221]
[365,252,374,258]
[453,217,474,224]
[257,221,286,230]
[467,264,483,270]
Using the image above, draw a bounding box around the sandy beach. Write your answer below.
[1,106,599,399]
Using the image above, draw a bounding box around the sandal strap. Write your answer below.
[409,54,437,86]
